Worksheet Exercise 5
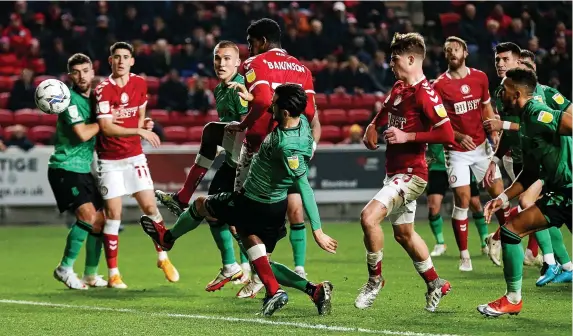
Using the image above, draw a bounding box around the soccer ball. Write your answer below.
[34,79,71,114]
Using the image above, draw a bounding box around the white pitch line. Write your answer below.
[0,299,461,336]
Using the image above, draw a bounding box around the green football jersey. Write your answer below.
[244,115,314,204]
[426,144,446,172]
[519,99,572,191]
[48,88,96,174]
[214,73,248,123]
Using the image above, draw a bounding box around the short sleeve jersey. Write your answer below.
[48,88,96,173]
[214,73,248,123]
[520,99,572,190]
[94,74,148,160]
[379,77,451,181]
[433,68,491,152]
[243,115,314,204]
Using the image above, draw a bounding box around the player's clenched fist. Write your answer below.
[483,118,503,133]
[137,129,161,148]
[312,229,338,254]
[143,117,154,131]
[363,123,379,150]
[383,126,409,144]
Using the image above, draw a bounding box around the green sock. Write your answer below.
[548,227,571,265]
[170,203,204,239]
[232,232,250,265]
[61,221,91,268]
[501,226,524,293]
[270,261,311,294]
[472,212,488,248]
[84,234,103,276]
[534,229,553,255]
[289,223,306,267]
[209,223,236,265]
[429,214,445,244]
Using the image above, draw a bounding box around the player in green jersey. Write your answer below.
[425,144,488,256]
[141,84,337,317]
[48,53,107,290]
[478,68,572,317]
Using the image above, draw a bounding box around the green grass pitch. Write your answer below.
[0,223,570,336]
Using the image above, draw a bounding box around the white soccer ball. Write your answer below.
[34,79,71,114]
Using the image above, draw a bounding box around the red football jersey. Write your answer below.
[95,74,148,160]
[380,77,450,181]
[433,68,491,152]
[240,48,316,147]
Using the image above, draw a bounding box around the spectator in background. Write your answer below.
[307,19,333,61]
[4,125,34,151]
[0,37,19,76]
[487,4,512,36]
[148,39,170,77]
[3,13,32,56]
[324,1,349,44]
[482,20,501,57]
[528,36,547,60]
[520,9,536,39]
[158,69,188,112]
[144,16,171,43]
[22,39,46,75]
[266,2,286,33]
[173,38,199,77]
[369,50,393,94]
[130,39,152,76]
[55,13,82,54]
[283,2,311,35]
[29,13,52,49]
[506,18,530,49]
[282,25,309,60]
[45,38,70,76]
[459,4,483,54]
[13,1,34,27]
[195,34,216,77]
[171,3,194,44]
[339,55,373,93]
[315,55,342,94]
[341,124,363,144]
[187,77,213,114]
[8,69,36,111]
[118,5,142,42]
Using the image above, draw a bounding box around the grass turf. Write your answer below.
[0,223,570,336]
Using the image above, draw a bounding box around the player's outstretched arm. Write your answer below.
[98,118,161,147]
[72,123,100,142]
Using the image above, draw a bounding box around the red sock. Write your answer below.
[527,236,539,257]
[452,218,469,251]
[178,164,208,204]
[153,241,163,252]
[420,267,439,283]
[251,255,280,296]
[103,234,119,269]
[494,205,509,226]
[507,206,519,221]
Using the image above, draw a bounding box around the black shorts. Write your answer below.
[426,170,479,197]
[513,162,523,177]
[287,186,298,195]
[536,186,572,231]
[204,191,287,253]
[47,168,103,214]
[206,162,236,226]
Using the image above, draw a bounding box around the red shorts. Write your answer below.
[244,112,276,151]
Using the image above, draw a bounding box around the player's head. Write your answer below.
[246,18,281,57]
[494,42,521,78]
[213,40,241,81]
[444,36,468,70]
[270,83,307,123]
[519,50,536,72]
[389,32,426,81]
[109,41,134,77]
[501,68,538,112]
[67,53,93,93]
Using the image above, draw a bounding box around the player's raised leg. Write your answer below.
[287,191,307,278]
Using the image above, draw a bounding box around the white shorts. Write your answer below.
[446,140,502,188]
[372,174,427,225]
[96,154,154,200]
[502,155,517,181]
[222,130,246,165]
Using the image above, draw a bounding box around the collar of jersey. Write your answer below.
[445,66,470,79]
[279,118,302,131]
[269,47,287,54]
[108,75,130,86]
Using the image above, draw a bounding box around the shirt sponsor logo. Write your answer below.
[388,112,407,129]
[287,155,299,170]
[552,93,565,105]
[246,69,256,83]
[538,111,554,124]
[453,98,480,115]
[434,104,447,118]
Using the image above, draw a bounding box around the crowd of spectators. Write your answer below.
[0,1,571,149]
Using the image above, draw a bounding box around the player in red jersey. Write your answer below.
[432,37,506,271]
[95,42,179,287]
[225,18,323,297]
[356,33,454,312]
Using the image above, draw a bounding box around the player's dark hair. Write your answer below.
[520,50,536,62]
[275,84,307,117]
[494,42,521,57]
[214,40,239,54]
[505,68,538,94]
[520,60,535,71]
[444,36,468,52]
[67,53,92,73]
[110,41,134,56]
[247,18,282,45]
[390,32,426,58]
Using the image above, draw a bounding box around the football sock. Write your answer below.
[526,236,539,257]
[270,261,312,294]
[452,206,469,256]
[247,244,280,296]
[209,222,237,266]
[61,221,91,268]
[169,203,204,241]
[500,226,523,303]
[147,212,168,260]
[178,155,214,204]
[413,257,439,284]
[103,219,121,275]
[549,226,571,266]
[429,213,445,245]
[366,250,383,278]
[232,232,252,270]
[472,211,488,248]
[84,233,103,276]
[492,205,510,240]
[289,223,306,268]
[534,229,553,257]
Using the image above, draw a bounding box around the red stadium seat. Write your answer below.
[237,44,249,59]
[314,93,328,109]
[28,125,56,143]
[14,108,42,127]
[207,78,219,91]
[33,75,57,88]
[147,94,158,109]
[318,140,333,145]
[188,126,204,142]
[0,92,10,108]
[439,13,461,37]
[0,109,13,127]
[163,126,189,143]
[183,110,206,126]
[146,76,160,94]
[204,109,219,123]
[41,112,58,125]
[149,109,170,124]
[341,125,351,139]
[0,76,15,92]
[321,109,347,126]
[320,125,342,143]
[352,93,377,109]
[329,92,353,109]
[347,109,372,124]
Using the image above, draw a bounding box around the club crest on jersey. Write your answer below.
[552,93,565,105]
[461,84,470,94]
[393,95,402,106]
[434,104,447,118]
[534,95,543,103]
[120,92,129,104]
[246,69,256,83]
[67,105,82,122]
[287,155,300,170]
[538,111,554,123]
[97,101,110,114]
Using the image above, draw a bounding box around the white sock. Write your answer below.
[413,257,433,273]
[366,250,383,279]
[147,211,163,223]
[543,253,556,265]
[103,219,121,235]
[461,250,470,259]
[294,266,305,273]
[240,262,251,272]
[109,267,120,277]
[506,290,521,304]
[157,251,168,261]
[59,265,72,272]
[561,261,573,272]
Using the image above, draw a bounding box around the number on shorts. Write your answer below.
[135,165,149,179]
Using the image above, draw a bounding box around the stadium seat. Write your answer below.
[329,92,353,109]
[320,125,342,143]
[28,125,56,143]
[188,126,204,142]
[207,78,219,91]
[33,75,56,88]
[163,126,189,144]
[41,112,58,125]
[318,140,334,145]
[321,109,347,126]
[149,109,170,124]
[0,109,13,127]
[0,92,10,108]
[314,93,328,109]
[0,76,15,92]
[237,44,249,59]
[183,110,206,126]
[351,93,377,109]
[439,13,461,37]
[347,109,372,124]
[14,109,42,127]
[341,125,351,139]
[147,94,158,109]
[146,76,160,94]
[204,109,219,123]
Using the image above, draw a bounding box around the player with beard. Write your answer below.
[432,37,505,271]
[478,68,572,317]
[356,33,454,312]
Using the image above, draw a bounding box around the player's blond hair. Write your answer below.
[444,36,468,52]
[390,32,426,58]
[214,40,239,54]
